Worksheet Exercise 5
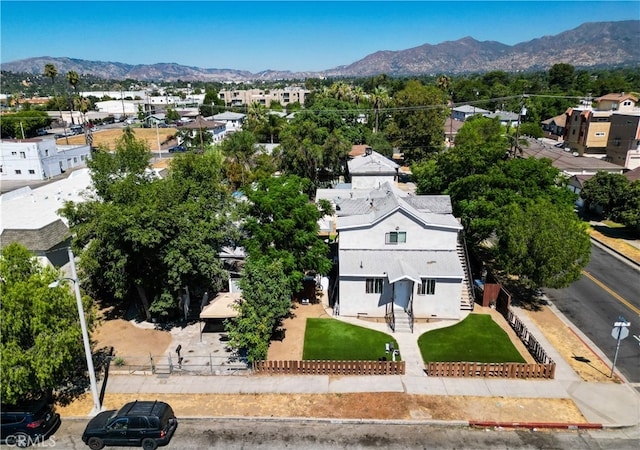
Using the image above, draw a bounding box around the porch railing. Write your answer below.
[385,302,395,331]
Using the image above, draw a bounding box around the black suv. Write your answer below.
[82,400,178,450]
[0,396,61,448]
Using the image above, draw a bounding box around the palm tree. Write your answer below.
[371,86,389,133]
[44,63,68,143]
[67,71,80,125]
[44,63,61,119]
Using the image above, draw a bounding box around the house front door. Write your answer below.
[393,280,412,311]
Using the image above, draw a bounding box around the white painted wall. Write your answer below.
[338,276,462,319]
[0,140,91,180]
[351,174,395,190]
[339,210,459,251]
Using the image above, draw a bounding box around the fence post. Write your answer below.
[150,354,155,374]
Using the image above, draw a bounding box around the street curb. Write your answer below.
[590,236,640,268]
[62,414,615,430]
[468,420,603,430]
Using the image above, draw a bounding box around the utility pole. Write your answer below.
[510,94,527,158]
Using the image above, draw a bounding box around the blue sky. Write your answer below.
[1,1,637,72]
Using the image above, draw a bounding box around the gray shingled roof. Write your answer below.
[521,143,624,173]
[348,151,399,174]
[1,219,70,252]
[453,104,490,114]
[334,183,461,230]
[340,249,463,279]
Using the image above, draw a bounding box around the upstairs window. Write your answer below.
[385,231,406,245]
[417,279,436,295]
[365,278,384,294]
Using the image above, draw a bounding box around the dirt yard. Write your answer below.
[57,299,613,424]
[58,128,177,151]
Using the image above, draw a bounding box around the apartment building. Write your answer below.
[606,112,640,169]
[218,86,309,107]
[0,139,91,181]
[563,92,639,158]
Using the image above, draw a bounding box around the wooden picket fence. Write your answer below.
[425,361,555,379]
[253,360,405,375]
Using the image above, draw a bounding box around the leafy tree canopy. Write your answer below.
[495,200,590,289]
[1,243,92,404]
[61,134,236,321]
[580,171,629,219]
[242,175,332,294]
[0,110,52,139]
[385,80,447,162]
[225,256,293,363]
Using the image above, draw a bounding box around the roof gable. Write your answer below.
[348,150,399,174]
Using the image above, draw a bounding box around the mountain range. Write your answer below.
[1,20,638,82]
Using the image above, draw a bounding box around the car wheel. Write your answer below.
[88,437,105,450]
[14,433,29,448]
[142,438,158,450]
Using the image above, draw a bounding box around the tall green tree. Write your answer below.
[617,180,640,233]
[61,133,235,321]
[44,63,63,121]
[66,71,80,125]
[548,63,576,92]
[495,200,590,289]
[580,172,629,218]
[219,130,259,189]
[225,257,293,362]
[242,175,333,294]
[1,243,92,404]
[385,80,447,162]
[413,116,507,194]
[447,157,576,244]
[0,110,51,139]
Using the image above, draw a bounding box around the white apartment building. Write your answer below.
[0,139,91,181]
[218,87,309,107]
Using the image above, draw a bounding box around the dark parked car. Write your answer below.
[168,145,186,153]
[82,400,177,450]
[0,396,61,448]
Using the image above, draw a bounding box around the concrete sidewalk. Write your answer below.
[99,233,640,429]
[101,304,640,429]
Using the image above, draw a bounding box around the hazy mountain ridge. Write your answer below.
[2,20,638,81]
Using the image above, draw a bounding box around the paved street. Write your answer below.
[3,417,638,450]
[546,242,640,385]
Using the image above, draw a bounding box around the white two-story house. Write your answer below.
[334,184,466,326]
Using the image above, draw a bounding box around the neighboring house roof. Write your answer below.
[348,151,399,175]
[541,114,567,127]
[568,174,595,189]
[596,93,638,103]
[176,108,200,118]
[521,139,624,174]
[350,144,370,157]
[624,166,640,182]
[180,116,226,130]
[452,104,490,114]
[486,110,519,121]
[213,112,246,121]
[444,117,465,134]
[0,168,93,252]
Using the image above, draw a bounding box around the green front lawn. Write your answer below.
[303,318,399,361]
[418,314,525,363]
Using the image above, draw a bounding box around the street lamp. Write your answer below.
[48,247,101,415]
